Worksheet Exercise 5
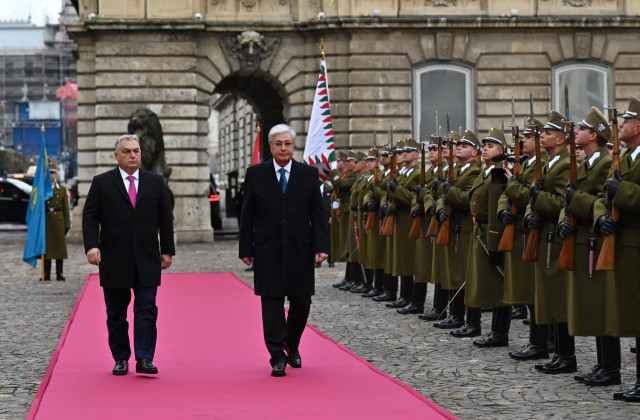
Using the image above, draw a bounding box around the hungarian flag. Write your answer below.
[303,60,335,181]
[251,121,261,165]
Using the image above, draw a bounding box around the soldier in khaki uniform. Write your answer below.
[433,131,481,330]
[330,152,358,288]
[387,138,421,312]
[523,111,574,374]
[460,128,510,346]
[556,107,619,386]
[593,97,640,402]
[499,119,551,361]
[43,163,71,281]
[342,152,369,291]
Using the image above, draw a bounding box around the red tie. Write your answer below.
[127,175,136,208]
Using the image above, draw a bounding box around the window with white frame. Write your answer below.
[413,63,474,141]
[553,62,610,123]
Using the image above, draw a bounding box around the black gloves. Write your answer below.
[437,208,449,223]
[529,184,542,200]
[506,175,519,185]
[565,186,576,207]
[428,202,437,216]
[387,180,398,193]
[432,179,442,192]
[606,170,622,198]
[499,209,517,226]
[416,183,425,197]
[365,201,377,212]
[411,208,421,218]
[442,182,452,195]
[598,215,617,236]
[370,183,378,193]
[557,220,574,240]
[525,214,540,230]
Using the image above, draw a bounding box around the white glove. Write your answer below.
[330,161,338,170]
[332,201,340,209]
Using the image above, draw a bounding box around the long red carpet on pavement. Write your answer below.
[28,272,454,419]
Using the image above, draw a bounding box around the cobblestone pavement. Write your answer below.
[1,225,637,419]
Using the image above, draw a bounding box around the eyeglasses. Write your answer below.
[273,141,294,148]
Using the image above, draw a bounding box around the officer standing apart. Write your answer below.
[43,162,70,281]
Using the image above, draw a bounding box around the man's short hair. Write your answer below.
[115,134,140,152]
[268,124,296,144]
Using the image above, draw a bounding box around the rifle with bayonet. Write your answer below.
[381,125,396,236]
[595,105,620,271]
[523,94,543,262]
[365,132,379,230]
[436,114,454,246]
[426,122,443,238]
[498,97,521,252]
[557,87,578,271]
[409,140,426,239]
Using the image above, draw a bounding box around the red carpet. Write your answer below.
[28,272,454,419]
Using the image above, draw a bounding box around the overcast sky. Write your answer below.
[3,0,62,26]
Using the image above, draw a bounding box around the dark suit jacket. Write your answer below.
[82,167,175,288]
[239,159,330,297]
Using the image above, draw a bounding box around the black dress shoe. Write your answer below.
[314,262,321,268]
[271,361,286,377]
[418,308,446,321]
[473,332,508,347]
[541,355,577,374]
[433,315,465,329]
[573,364,600,383]
[511,305,527,319]
[535,355,559,371]
[509,344,549,361]
[43,275,51,281]
[339,281,355,291]
[583,367,622,386]
[450,323,482,338]
[622,386,640,403]
[351,284,372,294]
[56,274,66,281]
[522,318,530,325]
[386,297,409,308]
[632,345,637,354]
[362,288,383,298]
[397,303,424,315]
[287,352,302,368]
[372,292,396,302]
[112,360,128,376]
[614,383,640,400]
[333,278,349,288]
[135,359,158,374]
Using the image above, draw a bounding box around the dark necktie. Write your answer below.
[279,168,287,193]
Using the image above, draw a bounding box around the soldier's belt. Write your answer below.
[47,207,64,213]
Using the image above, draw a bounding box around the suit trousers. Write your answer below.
[261,296,311,366]
[103,286,158,361]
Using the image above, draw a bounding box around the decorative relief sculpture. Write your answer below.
[221,31,280,70]
[425,0,457,6]
[564,0,592,6]
[574,32,591,59]
[436,32,453,60]
[241,0,258,11]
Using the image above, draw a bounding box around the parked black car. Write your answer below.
[0,177,32,223]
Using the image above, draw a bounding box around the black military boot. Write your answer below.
[398,282,426,314]
[333,263,351,288]
[511,305,527,320]
[363,269,384,297]
[616,338,640,401]
[373,274,397,302]
[43,259,52,281]
[474,306,510,347]
[584,336,621,386]
[575,336,602,383]
[352,268,373,293]
[451,306,481,337]
[511,304,550,360]
[435,289,465,329]
[56,259,65,281]
[542,323,576,374]
[386,276,409,308]
[420,283,448,321]
[343,262,361,291]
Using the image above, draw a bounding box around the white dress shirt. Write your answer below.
[119,167,139,192]
[273,159,292,182]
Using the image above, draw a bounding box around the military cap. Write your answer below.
[576,107,612,141]
[49,161,58,172]
[355,151,367,161]
[482,128,507,150]
[621,97,640,120]
[428,135,439,149]
[449,131,461,144]
[395,141,405,153]
[337,151,348,160]
[403,138,419,152]
[543,111,566,132]
[522,118,544,135]
[346,150,356,161]
[366,147,378,160]
[459,130,480,149]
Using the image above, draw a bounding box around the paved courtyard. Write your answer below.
[0,224,637,419]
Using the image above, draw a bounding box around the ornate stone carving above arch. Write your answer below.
[220,31,281,71]
[436,32,453,60]
[574,32,591,59]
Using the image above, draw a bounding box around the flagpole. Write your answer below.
[320,38,326,61]
[41,123,45,282]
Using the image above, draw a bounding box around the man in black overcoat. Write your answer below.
[239,124,330,377]
[82,134,175,376]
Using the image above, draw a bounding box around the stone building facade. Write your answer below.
[68,0,640,242]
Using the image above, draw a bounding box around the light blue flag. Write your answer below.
[23,130,53,267]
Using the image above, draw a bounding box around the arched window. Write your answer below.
[553,62,610,122]
[413,63,474,140]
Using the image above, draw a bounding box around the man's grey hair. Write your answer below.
[115,134,140,152]
[268,124,296,144]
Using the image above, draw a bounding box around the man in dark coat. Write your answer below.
[239,124,330,377]
[82,134,175,376]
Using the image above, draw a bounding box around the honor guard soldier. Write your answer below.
[433,130,481,330]
[43,162,71,281]
[499,119,551,361]
[594,97,640,402]
[330,151,357,288]
[557,107,620,386]
[343,152,369,292]
[462,128,511,347]
[524,111,575,374]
